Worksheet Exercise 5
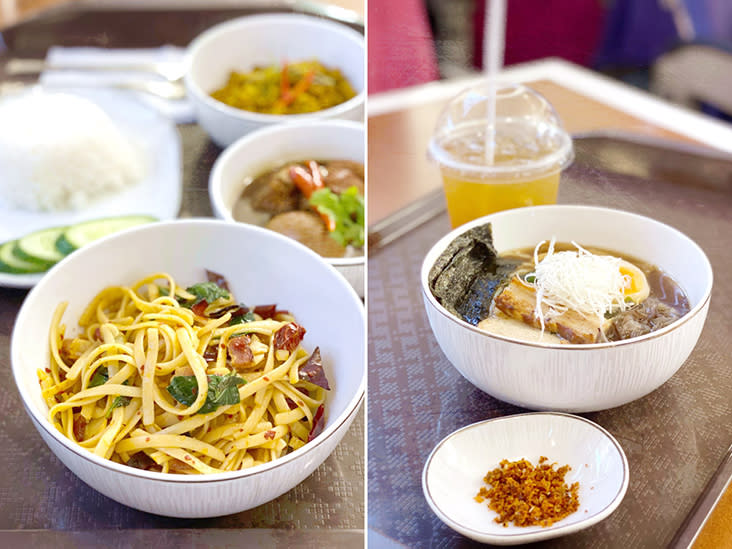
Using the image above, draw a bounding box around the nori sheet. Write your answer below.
[428,223,520,325]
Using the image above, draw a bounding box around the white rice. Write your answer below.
[0,91,145,212]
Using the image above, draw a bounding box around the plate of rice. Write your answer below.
[0,87,182,288]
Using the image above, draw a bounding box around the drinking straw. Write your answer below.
[483,0,506,165]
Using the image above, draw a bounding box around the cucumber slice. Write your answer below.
[57,215,157,252]
[14,226,67,268]
[0,240,48,274]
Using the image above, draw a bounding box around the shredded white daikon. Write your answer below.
[522,238,633,331]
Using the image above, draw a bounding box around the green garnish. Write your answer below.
[181,282,230,308]
[106,395,131,417]
[89,367,108,388]
[229,311,256,325]
[167,373,245,414]
[309,186,364,248]
[525,274,536,284]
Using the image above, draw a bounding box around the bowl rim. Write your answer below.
[208,119,365,267]
[421,204,714,350]
[11,218,366,483]
[184,12,365,123]
[422,411,629,544]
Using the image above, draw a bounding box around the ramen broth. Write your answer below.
[479,242,690,343]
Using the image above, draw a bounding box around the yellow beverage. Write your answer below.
[428,84,573,227]
[441,169,560,228]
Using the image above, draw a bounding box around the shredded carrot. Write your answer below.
[288,163,335,231]
[289,166,319,198]
[280,70,314,106]
[279,62,290,99]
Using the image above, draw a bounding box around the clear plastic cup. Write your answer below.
[428,83,574,227]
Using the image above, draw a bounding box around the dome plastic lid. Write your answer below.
[428,83,574,179]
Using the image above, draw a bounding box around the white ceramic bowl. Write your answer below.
[423,412,629,545]
[421,205,713,412]
[185,13,365,147]
[12,219,365,518]
[209,120,364,297]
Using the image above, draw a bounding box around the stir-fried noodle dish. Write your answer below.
[38,270,330,474]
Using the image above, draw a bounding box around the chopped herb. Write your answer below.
[525,274,536,284]
[89,367,109,387]
[106,395,131,418]
[229,311,256,326]
[309,186,364,248]
[167,373,245,414]
[181,282,230,308]
[157,285,170,296]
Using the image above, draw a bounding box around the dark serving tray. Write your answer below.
[0,3,364,548]
[367,134,732,548]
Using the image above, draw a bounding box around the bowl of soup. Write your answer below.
[185,13,365,147]
[421,205,713,412]
[209,120,364,297]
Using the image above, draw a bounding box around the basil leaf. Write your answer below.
[229,311,256,326]
[89,367,109,388]
[167,373,245,414]
[167,375,198,405]
[205,374,245,413]
[106,395,131,418]
[181,282,230,308]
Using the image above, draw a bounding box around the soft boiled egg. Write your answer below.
[618,259,650,304]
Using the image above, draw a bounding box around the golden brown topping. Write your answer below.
[475,456,579,527]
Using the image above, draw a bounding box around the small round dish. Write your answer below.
[422,412,629,545]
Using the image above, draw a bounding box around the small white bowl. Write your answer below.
[209,120,364,296]
[12,219,365,518]
[423,412,629,545]
[421,205,713,412]
[185,13,365,147]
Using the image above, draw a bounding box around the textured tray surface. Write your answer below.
[367,138,732,548]
[0,4,364,546]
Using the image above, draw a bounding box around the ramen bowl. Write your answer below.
[421,205,712,412]
[12,219,365,517]
[185,13,365,147]
[209,119,365,297]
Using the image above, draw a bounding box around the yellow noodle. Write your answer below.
[116,432,225,462]
[39,272,328,475]
[141,327,159,426]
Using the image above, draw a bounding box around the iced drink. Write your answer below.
[429,84,573,228]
